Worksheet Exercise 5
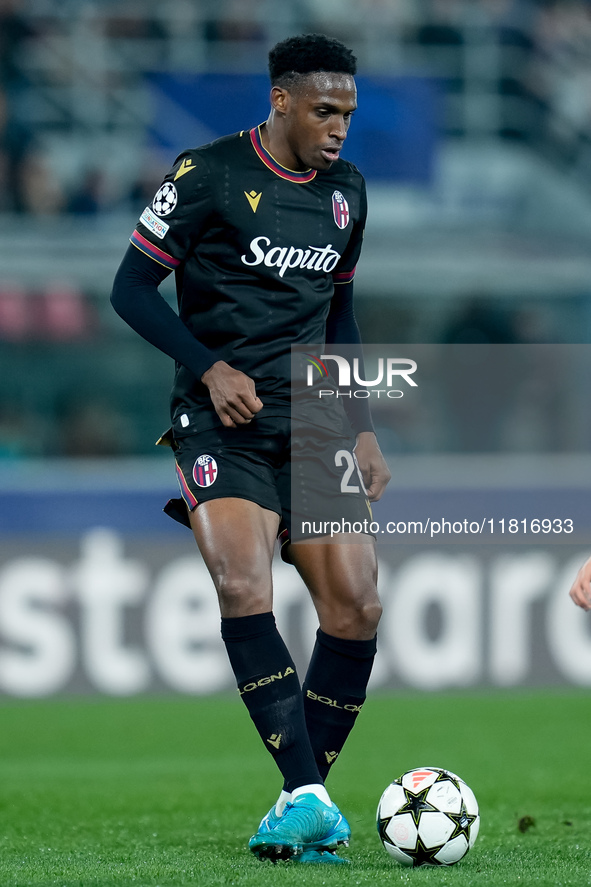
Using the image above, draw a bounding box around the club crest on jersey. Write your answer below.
[332,190,350,229]
[193,454,218,488]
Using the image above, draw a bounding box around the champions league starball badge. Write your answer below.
[193,454,218,487]
[152,182,178,216]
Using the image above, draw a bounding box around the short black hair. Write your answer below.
[268,34,357,89]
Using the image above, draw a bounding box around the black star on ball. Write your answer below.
[396,787,439,825]
[446,800,478,841]
[411,836,448,867]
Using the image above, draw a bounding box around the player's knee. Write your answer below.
[329,595,382,639]
[215,574,272,617]
[356,597,382,636]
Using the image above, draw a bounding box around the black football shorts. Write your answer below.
[160,412,373,556]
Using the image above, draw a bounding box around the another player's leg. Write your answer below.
[189,498,349,860]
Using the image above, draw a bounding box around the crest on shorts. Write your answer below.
[332,190,349,229]
[193,454,218,487]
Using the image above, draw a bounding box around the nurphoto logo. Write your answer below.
[305,353,418,400]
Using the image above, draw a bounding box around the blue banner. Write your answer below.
[147,73,439,184]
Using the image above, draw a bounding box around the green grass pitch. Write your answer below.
[0,691,589,886]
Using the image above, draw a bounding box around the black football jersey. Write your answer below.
[130,125,367,423]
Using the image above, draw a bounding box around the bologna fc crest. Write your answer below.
[193,454,218,488]
[332,190,350,229]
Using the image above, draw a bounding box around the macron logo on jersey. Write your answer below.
[241,236,341,278]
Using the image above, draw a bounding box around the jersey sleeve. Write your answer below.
[326,281,375,435]
[331,177,367,286]
[130,150,213,271]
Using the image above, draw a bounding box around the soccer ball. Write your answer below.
[152,182,178,216]
[377,767,480,867]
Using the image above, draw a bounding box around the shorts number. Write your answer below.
[335,449,360,493]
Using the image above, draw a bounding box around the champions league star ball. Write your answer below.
[377,767,480,867]
[152,181,178,216]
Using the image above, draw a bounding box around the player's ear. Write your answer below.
[270,85,291,116]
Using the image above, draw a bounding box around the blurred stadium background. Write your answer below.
[1,0,591,698]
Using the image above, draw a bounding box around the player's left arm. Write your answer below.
[326,281,391,502]
[569,556,591,610]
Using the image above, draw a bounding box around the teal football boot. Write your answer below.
[256,803,283,836]
[249,792,350,861]
[292,849,350,864]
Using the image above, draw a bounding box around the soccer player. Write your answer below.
[111,33,391,864]
[569,556,591,610]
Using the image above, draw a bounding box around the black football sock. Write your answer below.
[303,628,377,781]
[221,612,322,793]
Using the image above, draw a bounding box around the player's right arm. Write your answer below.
[110,249,261,426]
[111,244,216,379]
[110,151,261,427]
[200,361,262,427]
[569,556,591,610]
